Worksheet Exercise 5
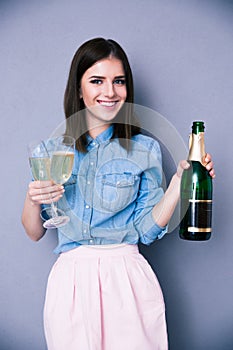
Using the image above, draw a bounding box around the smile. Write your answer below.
[98,100,118,107]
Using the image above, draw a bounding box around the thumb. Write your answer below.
[176,160,190,178]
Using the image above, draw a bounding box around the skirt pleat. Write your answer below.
[44,244,168,350]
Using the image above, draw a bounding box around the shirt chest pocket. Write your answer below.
[99,172,139,212]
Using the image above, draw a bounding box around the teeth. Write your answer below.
[99,101,116,107]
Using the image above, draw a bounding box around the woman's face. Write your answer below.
[80,56,127,137]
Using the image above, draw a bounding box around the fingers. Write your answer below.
[203,153,216,178]
[30,180,54,189]
[176,154,215,179]
[28,181,65,205]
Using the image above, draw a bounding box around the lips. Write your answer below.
[98,100,118,107]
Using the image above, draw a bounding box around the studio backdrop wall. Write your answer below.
[0,0,232,349]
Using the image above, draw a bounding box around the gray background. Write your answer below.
[1,0,232,349]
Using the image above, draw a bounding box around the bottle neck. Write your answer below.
[188,132,206,164]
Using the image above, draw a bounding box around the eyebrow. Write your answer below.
[88,75,126,80]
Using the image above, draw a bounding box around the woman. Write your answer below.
[22,38,215,350]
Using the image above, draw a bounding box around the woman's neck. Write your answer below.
[88,124,111,139]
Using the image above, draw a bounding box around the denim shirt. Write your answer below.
[53,125,167,254]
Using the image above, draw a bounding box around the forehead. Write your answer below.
[84,57,125,77]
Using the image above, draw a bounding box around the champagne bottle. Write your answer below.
[179,121,213,241]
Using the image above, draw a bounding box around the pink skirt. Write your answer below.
[44,244,168,350]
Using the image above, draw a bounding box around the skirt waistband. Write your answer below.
[59,244,139,260]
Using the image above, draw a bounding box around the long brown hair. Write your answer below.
[64,37,140,152]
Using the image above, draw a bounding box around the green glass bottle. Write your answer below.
[179,121,213,241]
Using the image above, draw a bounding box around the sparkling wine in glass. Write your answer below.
[28,136,75,229]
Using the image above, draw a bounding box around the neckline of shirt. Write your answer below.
[86,125,114,147]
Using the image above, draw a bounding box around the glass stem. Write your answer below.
[50,201,58,218]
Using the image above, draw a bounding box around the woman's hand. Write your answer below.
[22,180,65,241]
[176,153,215,179]
[152,153,215,228]
[27,180,65,206]
[203,153,215,178]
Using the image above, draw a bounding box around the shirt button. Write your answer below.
[92,142,96,146]
[83,229,87,234]
[85,205,90,209]
[89,239,93,244]
[87,181,90,185]
[90,162,94,166]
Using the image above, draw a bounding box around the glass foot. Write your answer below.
[41,207,70,229]
[43,215,70,229]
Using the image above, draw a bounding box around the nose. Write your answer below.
[103,81,115,98]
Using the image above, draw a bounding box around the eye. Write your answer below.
[114,79,126,85]
[90,79,102,85]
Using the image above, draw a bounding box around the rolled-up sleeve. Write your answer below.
[133,139,167,244]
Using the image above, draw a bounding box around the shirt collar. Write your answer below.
[86,125,114,148]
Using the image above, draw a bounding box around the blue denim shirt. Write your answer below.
[53,125,167,254]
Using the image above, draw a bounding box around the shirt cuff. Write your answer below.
[139,211,168,245]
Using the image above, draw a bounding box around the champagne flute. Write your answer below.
[28,136,75,229]
[28,140,51,182]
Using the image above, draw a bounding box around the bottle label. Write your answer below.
[188,133,206,165]
[187,199,212,232]
[188,228,211,232]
